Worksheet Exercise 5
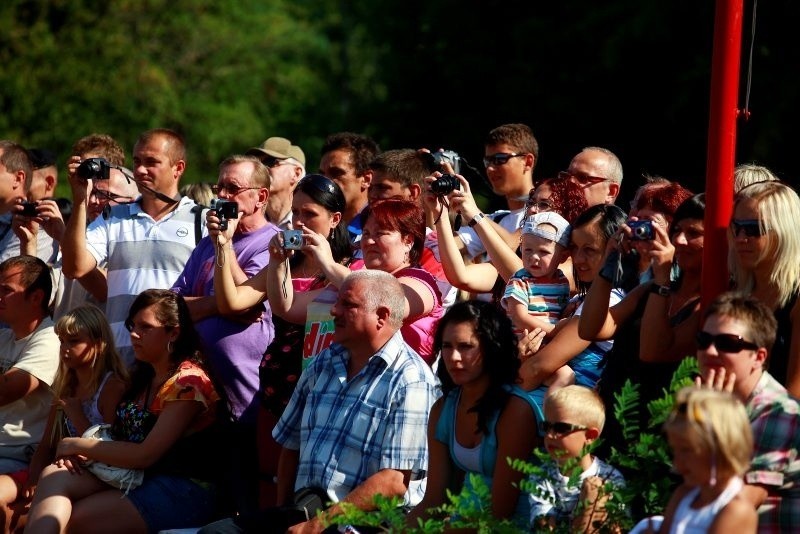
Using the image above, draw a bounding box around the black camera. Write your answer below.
[431,150,461,175]
[283,229,304,250]
[628,220,655,241]
[19,201,38,217]
[430,174,460,195]
[76,158,111,180]
[210,199,239,231]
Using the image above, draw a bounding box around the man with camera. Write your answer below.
[61,128,206,364]
[171,153,277,514]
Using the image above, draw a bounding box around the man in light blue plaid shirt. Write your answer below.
[273,270,439,532]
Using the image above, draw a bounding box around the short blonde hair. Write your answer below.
[545,385,606,431]
[664,387,753,477]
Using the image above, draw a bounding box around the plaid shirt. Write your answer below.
[745,372,800,533]
[273,331,438,506]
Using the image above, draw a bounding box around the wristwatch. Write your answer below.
[468,212,486,228]
[649,283,671,297]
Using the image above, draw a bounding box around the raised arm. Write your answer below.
[519,316,590,390]
[212,212,269,314]
[61,157,101,283]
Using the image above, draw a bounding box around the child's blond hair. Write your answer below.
[53,304,129,398]
[545,385,606,431]
[664,387,753,478]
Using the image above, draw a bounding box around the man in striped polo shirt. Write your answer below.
[61,128,206,364]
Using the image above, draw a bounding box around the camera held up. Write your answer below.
[19,201,38,217]
[431,150,461,175]
[628,220,655,241]
[210,198,239,231]
[76,158,112,181]
[282,229,303,250]
[430,174,461,195]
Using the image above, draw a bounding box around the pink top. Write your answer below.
[394,266,444,365]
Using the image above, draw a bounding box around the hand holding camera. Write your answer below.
[210,199,239,232]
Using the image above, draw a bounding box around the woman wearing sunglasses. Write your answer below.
[212,174,355,506]
[728,181,800,396]
[406,301,540,530]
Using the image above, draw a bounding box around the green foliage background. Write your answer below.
[1,1,797,202]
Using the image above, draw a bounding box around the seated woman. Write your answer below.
[406,300,541,529]
[266,198,443,365]
[25,290,222,534]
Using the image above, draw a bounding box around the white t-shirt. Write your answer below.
[0,318,60,458]
[456,208,525,260]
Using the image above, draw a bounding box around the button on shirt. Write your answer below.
[273,331,439,507]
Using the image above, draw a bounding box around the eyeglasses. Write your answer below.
[527,199,553,213]
[729,219,764,238]
[211,184,261,196]
[483,152,526,168]
[540,421,589,436]
[696,331,759,353]
[262,156,295,169]
[558,170,610,186]
[90,189,133,203]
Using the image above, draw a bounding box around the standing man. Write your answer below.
[319,132,380,249]
[455,123,537,260]
[61,128,206,364]
[246,137,305,230]
[172,154,277,514]
[0,255,59,528]
[560,147,623,207]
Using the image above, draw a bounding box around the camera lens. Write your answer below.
[430,174,460,195]
[77,159,101,179]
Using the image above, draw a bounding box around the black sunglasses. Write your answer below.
[696,331,759,353]
[483,152,526,167]
[540,421,589,436]
[262,155,290,168]
[729,219,764,238]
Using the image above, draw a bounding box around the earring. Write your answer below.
[167,340,174,354]
[404,250,410,264]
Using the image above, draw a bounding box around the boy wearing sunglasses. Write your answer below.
[696,291,800,533]
[530,385,625,531]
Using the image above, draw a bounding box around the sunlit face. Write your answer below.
[0,149,25,212]
[215,161,263,218]
[671,217,704,272]
[132,135,183,197]
[567,149,613,207]
[667,428,711,486]
[368,172,411,203]
[697,313,762,388]
[88,169,137,221]
[543,402,593,466]
[290,191,340,236]
[730,197,771,271]
[59,330,96,369]
[330,279,374,347]
[569,220,605,283]
[526,183,554,218]
[127,305,177,364]
[484,143,530,198]
[441,321,485,387]
[360,216,412,273]
[521,233,561,278]
[320,149,369,213]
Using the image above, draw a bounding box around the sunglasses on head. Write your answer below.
[540,421,588,436]
[558,170,610,186]
[298,174,345,211]
[696,331,759,353]
[483,152,526,167]
[729,219,764,238]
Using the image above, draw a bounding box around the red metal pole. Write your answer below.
[702,0,745,307]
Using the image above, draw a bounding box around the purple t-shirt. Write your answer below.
[172,223,278,424]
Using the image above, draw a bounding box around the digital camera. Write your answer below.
[431,150,461,175]
[628,220,655,241]
[19,201,38,217]
[283,229,304,250]
[76,157,111,180]
[210,198,239,231]
[430,174,460,195]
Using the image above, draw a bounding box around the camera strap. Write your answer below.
[118,167,180,206]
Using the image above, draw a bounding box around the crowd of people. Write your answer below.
[0,123,797,533]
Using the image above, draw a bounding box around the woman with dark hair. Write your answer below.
[26,290,222,533]
[212,174,355,507]
[406,301,540,529]
[579,190,704,455]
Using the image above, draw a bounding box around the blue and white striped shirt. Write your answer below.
[273,331,439,506]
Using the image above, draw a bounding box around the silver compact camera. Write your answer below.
[282,229,303,250]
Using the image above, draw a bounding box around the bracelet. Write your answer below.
[649,283,671,297]
[468,212,486,228]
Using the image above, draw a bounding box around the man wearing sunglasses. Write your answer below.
[696,292,800,532]
[560,147,623,208]
[455,123,537,260]
[246,136,306,230]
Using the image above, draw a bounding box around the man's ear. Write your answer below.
[524,152,535,174]
[408,183,422,202]
[257,187,269,207]
[375,304,391,328]
[26,287,45,309]
[361,170,373,191]
[173,160,186,179]
[754,347,768,370]
[45,173,57,196]
[607,182,620,203]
